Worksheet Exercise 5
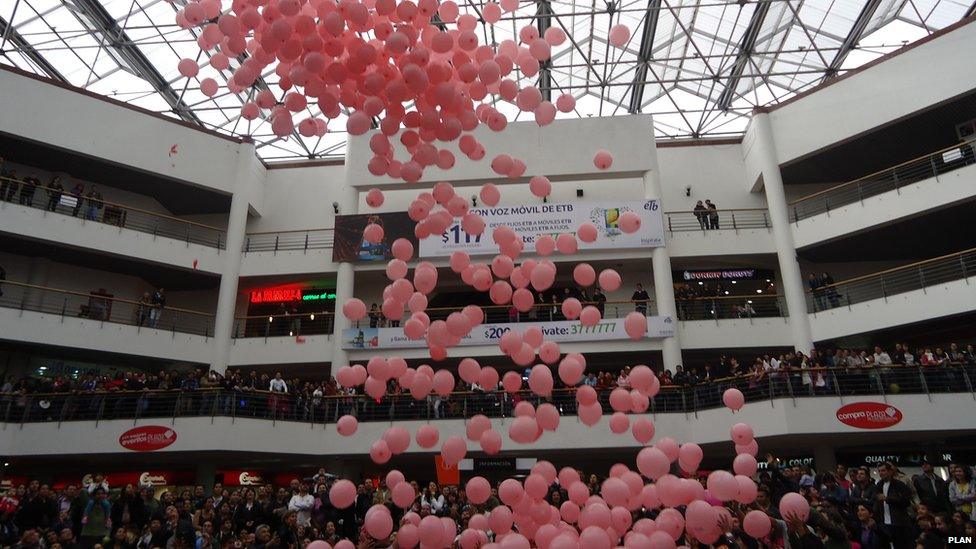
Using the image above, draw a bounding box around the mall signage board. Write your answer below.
[835,402,903,429]
[341,316,674,350]
[418,199,665,257]
[119,426,177,452]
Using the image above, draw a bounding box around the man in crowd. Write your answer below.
[631,283,650,316]
[875,461,914,548]
[84,185,103,221]
[913,458,952,514]
[45,176,64,212]
[148,287,166,328]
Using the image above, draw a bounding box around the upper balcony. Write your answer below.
[2,363,973,457]
[806,248,976,341]
[239,228,337,276]
[0,175,227,273]
[789,143,976,249]
[663,208,775,257]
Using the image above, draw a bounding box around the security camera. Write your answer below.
[685,185,692,197]
[471,194,478,207]
[332,202,340,214]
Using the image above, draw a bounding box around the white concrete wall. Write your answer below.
[0,307,211,363]
[0,68,244,194]
[792,163,976,249]
[748,20,976,167]
[346,116,656,188]
[0,201,224,274]
[809,277,976,342]
[3,392,972,457]
[656,143,766,210]
[228,334,334,366]
[679,318,792,349]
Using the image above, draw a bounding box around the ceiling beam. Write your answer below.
[628,0,662,113]
[67,0,203,125]
[822,0,884,82]
[715,0,772,111]
[966,0,976,18]
[0,15,69,82]
[536,0,552,101]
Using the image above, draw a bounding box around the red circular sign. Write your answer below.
[119,426,177,452]
[836,402,903,429]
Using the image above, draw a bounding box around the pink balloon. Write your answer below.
[502,371,523,393]
[200,78,218,97]
[608,24,631,47]
[558,356,584,385]
[678,443,703,473]
[555,233,578,254]
[624,312,648,340]
[480,429,503,454]
[735,475,758,504]
[478,366,499,390]
[576,384,598,405]
[731,422,755,445]
[573,264,596,287]
[609,412,630,434]
[577,402,602,426]
[528,364,554,396]
[534,235,556,256]
[177,58,199,78]
[580,306,602,327]
[743,510,772,538]
[392,238,414,261]
[441,436,467,465]
[416,424,440,449]
[512,288,535,312]
[342,298,367,321]
[593,150,613,170]
[632,418,655,444]
[637,447,669,480]
[561,298,582,320]
[337,415,358,436]
[707,470,739,501]
[736,439,760,456]
[419,515,444,547]
[306,541,331,549]
[365,505,393,539]
[329,480,357,509]
[619,211,641,233]
[529,175,552,197]
[779,492,810,522]
[723,388,745,411]
[538,340,560,364]
[480,183,501,207]
[536,403,560,431]
[489,505,514,535]
[363,223,384,244]
[600,477,629,508]
[609,388,632,412]
[366,188,385,208]
[386,259,408,281]
[733,453,759,476]
[370,439,392,464]
[509,416,539,444]
[432,369,455,396]
[598,269,622,292]
[466,476,491,504]
[576,222,598,243]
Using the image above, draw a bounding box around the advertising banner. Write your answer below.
[332,212,418,262]
[835,402,903,429]
[342,316,674,350]
[418,199,664,257]
[119,426,177,452]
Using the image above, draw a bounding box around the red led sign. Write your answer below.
[249,288,303,304]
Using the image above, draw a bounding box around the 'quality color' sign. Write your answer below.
[119,426,177,452]
[836,402,903,429]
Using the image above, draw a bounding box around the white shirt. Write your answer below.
[288,493,314,526]
[269,378,288,392]
[875,352,892,366]
[881,481,892,525]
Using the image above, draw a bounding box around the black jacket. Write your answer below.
[912,473,952,513]
[873,478,913,527]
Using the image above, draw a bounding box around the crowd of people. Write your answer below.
[0,158,105,222]
[1,456,974,548]
[1,341,973,424]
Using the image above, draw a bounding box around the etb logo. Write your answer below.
[948,537,973,544]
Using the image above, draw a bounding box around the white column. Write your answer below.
[210,143,255,374]
[642,155,682,371]
[752,113,814,352]
[330,183,360,373]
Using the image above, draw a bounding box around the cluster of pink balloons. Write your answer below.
[175,0,617,183]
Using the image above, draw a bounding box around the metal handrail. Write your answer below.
[233,311,336,338]
[0,177,227,248]
[3,363,971,425]
[806,247,976,312]
[0,279,215,337]
[243,228,335,253]
[789,142,976,222]
[663,208,771,232]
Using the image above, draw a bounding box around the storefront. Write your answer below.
[243,284,336,337]
[672,268,778,320]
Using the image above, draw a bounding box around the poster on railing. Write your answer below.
[341,316,674,350]
[417,199,665,257]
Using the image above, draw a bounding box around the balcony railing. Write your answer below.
[234,312,336,338]
[789,143,976,222]
[675,294,786,321]
[243,228,335,253]
[806,247,976,313]
[664,208,770,232]
[0,178,227,248]
[3,364,972,426]
[0,279,215,337]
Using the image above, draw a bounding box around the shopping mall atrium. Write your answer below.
[0,0,975,547]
